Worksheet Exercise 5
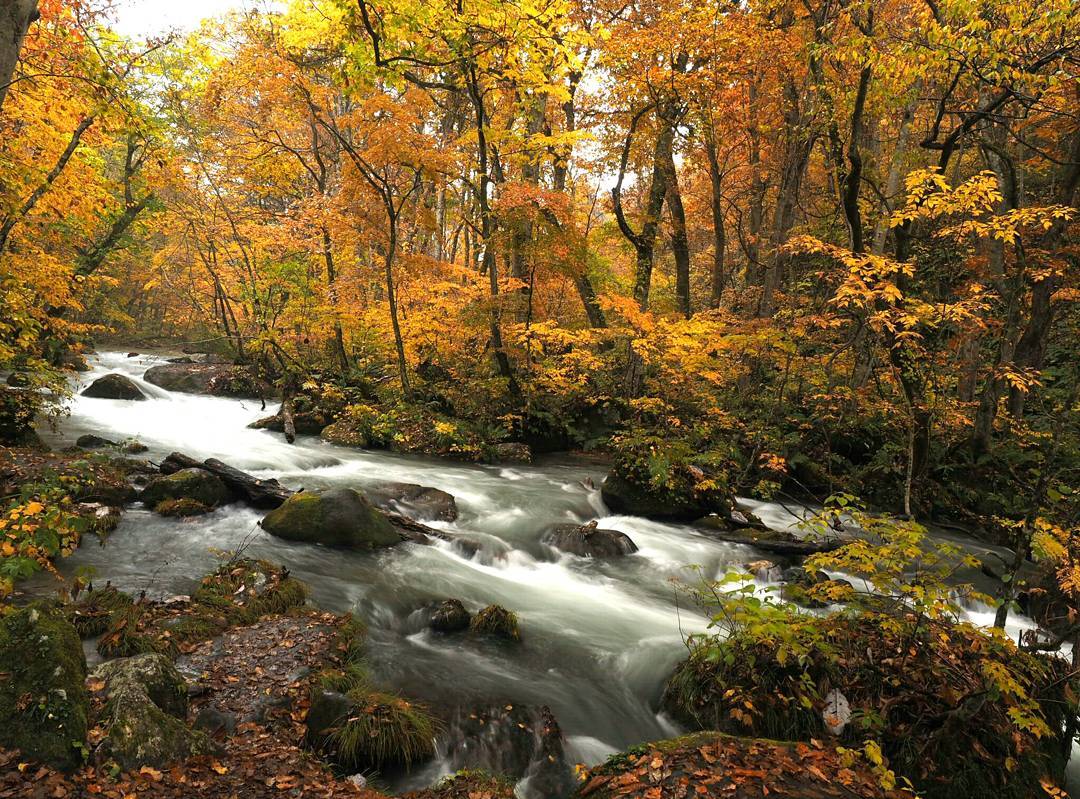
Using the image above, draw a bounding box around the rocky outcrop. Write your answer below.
[366,482,459,522]
[82,373,146,401]
[92,653,216,770]
[546,521,638,558]
[76,433,116,449]
[261,488,402,549]
[141,467,233,510]
[143,363,268,398]
[430,599,471,633]
[601,471,732,521]
[0,602,88,770]
[442,703,573,797]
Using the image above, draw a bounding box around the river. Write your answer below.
[30,350,1080,795]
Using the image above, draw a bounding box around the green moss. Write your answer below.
[153,498,212,517]
[141,468,231,509]
[96,606,158,659]
[0,602,89,770]
[261,489,401,549]
[317,663,372,695]
[69,585,134,638]
[404,770,515,799]
[664,611,1071,799]
[191,558,309,628]
[324,688,438,771]
[469,604,521,642]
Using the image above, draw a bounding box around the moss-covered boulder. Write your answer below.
[260,488,401,549]
[141,468,232,509]
[154,497,212,517]
[320,419,369,447]
[576,732,910,798]
[306,669,437,771]
[430,599,471,633]
[82,373,147,401]
[366,482,458,522]
[663,612,1071,799]
[601,471,732,521]
[469,605,521,642]
[92,653,216,770]
[143,363,268,398]
[0,602,89,770]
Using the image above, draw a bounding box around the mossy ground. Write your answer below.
[664,611,1073,799]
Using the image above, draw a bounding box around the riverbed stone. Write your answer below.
[92,653,216,770]
[141,467,232,509]
[82,373,146,401]
[143,363,267,398]
[430,599,471,633]
[260,488,401,549]
[76,433,117,449]
[366,482,459,522]
[469,605,521,642]
[0,602,88,770]
[546,521,638,558]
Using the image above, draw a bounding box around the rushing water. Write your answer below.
[29,351,1080,795]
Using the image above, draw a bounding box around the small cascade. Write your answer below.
[439,703,576,799]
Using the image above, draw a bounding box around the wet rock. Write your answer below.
[430,599,471,633]
[5,372,30,387]
[469,605,521,642]
[442,704,572,796]
[601,471,732,522]
[58,349,91,372]
[745,559,782,582]
[546,521,638,558]
[367,482,459,522]
[193,706,237,737]
[261,488,402,549]
[82,373,146,401]
[0,602,88,770]
[141,468,232,509]
[78,501,122,534]
[143,363,268,398]
[304,690,353,745]
[122,440,149,454]
[493,442,532,464]
[127,352,140,358]
[729,506,768,529]
[402,772,514,799]
[92,653,216,769]
[696,511,781,535]
[76,433,117,449]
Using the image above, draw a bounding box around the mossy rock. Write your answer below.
[469,605,521,642]
[402,770,515,799]
[81,373,146,401]
[191,558,309,628]
[154,497,212,517]
[662,612,1071,799]
[93,653,216,770]
[141,468,232,509]
[320,419,370,447]
[307,685,437,771]
[430,599,471,633]
[601,472,732,521]
[69,585,134,638]
[261,488,401,549]
[0,602,89,770]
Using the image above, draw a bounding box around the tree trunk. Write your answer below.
[0,0,37,113]
[704,129,726,308]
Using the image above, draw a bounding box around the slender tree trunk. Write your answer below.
[384,219,410,397]
[704,129,726,307]
[0,0,37,113]
[662,151,691,319]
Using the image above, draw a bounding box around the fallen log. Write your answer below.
[159,452,293,509]
[703,530,845,557]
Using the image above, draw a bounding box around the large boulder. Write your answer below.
[366,482,458,522]
[76,433,117,449]
[141,468,233,510]
[81,373,146,401]
[0,602,88,770]
[260,488,402,549]
[92,653,216,770]
[143,363,267,398]
[601,471,732,521]
[546,521,637,558]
